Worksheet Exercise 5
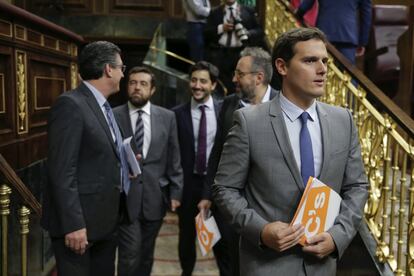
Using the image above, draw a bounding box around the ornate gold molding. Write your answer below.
[16,51,28,134]
[0,74,5,114]
[71,63,78,89]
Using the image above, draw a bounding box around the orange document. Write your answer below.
[291,177,342,246]
[195,209,221,256]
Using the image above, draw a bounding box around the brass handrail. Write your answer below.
[0,154,41,216]
[266,1,414,275]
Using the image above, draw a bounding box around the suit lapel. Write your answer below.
[80,84,119,157]
[269,94,304,191]
[118,104,134,138]
[183,102,195,150]
[146,104,158,160]
[316,103,330,180]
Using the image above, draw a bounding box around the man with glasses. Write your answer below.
[206,46,276,276]
[114,66,183,276]
[43,41,128,275]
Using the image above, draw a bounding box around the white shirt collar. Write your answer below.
[240,85,272,107]
[279,91,317,122]
[226,2,238,10]
[128,101,151,116]
[83,81,107,108]
[191,95,214,110]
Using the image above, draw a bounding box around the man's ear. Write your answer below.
[104,63,112,77]
[211,81,217,91]
[275,58,288,76]
[150,86,156,96]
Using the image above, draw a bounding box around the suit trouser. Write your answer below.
[117,217,163,276]
[51,234,117,276]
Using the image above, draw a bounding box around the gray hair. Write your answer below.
[240,47,273,84]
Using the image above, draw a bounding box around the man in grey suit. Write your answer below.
[43,41,128,275]
[212,27,368,275]
[207,46,277,276]
[114,66,183,276]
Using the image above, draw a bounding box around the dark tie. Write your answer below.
[226,7,235,47]
[196,105,207,175]
[103,101,131,194]
[299,112,315,186]
[134,110,144,155]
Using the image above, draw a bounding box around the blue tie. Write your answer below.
[103,101,131,194]
[299,112,314,186]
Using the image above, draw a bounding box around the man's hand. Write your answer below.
[197,199,212,212]
[302,232,336,259]
[260,221,304,252]
[223,22,234,32]
[65,228,88,255]
[356,46,365,57]
[171,199,181,212]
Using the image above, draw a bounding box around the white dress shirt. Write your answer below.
[218,2,243,48]
[191,96,217,174]
[279,92,323,178]
[128,101,152,159]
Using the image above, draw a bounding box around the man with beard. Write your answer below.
[206,46,277,276]
[114,66,183,276]
[172,61,222,276]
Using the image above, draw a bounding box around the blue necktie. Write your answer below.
[299,112,314,186]
[103,101,131,194]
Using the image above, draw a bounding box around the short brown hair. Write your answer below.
[272,28,327,86]
[127,66,156,88]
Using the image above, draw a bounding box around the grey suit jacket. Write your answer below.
[114,103,183,221]
[212,91,368,276]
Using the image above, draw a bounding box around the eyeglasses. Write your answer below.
[111,64,126,73]
[233,70,260,79]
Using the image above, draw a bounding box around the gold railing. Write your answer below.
[266,1,414,275]
[0,154,38,276]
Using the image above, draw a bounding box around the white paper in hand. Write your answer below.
[122,136,141,177]
[195,209,221,256]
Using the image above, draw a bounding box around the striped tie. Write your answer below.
[135,110,144,155]
[103,101,131,194]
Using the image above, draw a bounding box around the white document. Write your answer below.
[291,177,342,245]
[122,136,141,177]
[195,210,221,256]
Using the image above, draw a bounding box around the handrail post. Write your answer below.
[0,185,11,276]
[19,206,30,276]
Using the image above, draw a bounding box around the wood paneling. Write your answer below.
[0,2,82,169]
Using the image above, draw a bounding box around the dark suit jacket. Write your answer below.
[173,99,221,201]
[206,88,277,188]
[43,82,122,241]
[298,0,372,47]
[204,4,264,48]
[114,103,183,222]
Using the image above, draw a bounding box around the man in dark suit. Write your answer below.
[43,41,129,276]
[206,46,276,276]
[173,61,222,276]
[296,0,372,64]
[204,0,264,95]
[213,27,368,276]
[114,66,183,276]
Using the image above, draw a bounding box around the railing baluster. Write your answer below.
[396,152,408,275]
[0,185,11,276]
[19,206,30,276]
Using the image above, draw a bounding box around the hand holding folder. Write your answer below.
[291,177,342,246]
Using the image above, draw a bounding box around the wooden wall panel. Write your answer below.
[0,49,14,138]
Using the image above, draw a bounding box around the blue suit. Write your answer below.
[298,0,372,63]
